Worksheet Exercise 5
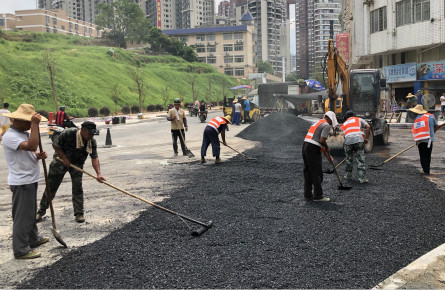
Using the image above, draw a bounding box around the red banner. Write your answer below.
[157,0,161,28]
[336,33,349,63]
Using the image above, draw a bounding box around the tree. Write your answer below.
[110,85,121,114]
[162,86,170,107]
[41,48,59,112]
[132,67,145,110]
[96,0,145,48]
[285,74,298,82]
[257,60,274,74]
[188,75,197,101]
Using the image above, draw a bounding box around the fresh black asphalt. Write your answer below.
[19,113,445,288]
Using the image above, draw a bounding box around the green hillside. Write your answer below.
[0,31,240,117]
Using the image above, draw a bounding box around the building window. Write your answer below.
[234,44,243,51]
[234,55,244,63]
[206,34,215,41]
[224,44,233,52]
[53,18,57,25]
[179,36,188,42]
[207,57,216,64]
[69,22,73,30]
[224,68,234,76]
[223,34,232,40]
[198,57,206,62]
[196,35,205,41]
[196,46,206,53]
[207,46,216,52]
[224,56,233,63]
[61,25,65,31]
[396,0,430,27]
[0,19,4,27]
[235,68,244,76]
[75,24,78,30]
[46,16,50,24]
[370,6,387,33]
[234,33,243,40]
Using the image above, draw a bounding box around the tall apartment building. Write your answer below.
[146,0,214,30]
[37,0,145,24]
[341,0,445,104]
[295,0,341,79]
[235,0,287,75]
[163,13,257,78]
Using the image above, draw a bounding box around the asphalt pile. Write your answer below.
[19,113,445,289]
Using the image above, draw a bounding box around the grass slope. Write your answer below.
[0,31,239,116]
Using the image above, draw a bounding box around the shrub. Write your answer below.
[146,105,155,112]
[121,106,130,114]
[131,105,140,114]
[88,107,98,117]
[37,110,49,119]
[99,106,111,116]
[155,104,164,111]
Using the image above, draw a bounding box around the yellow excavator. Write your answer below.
[324,21,389,152]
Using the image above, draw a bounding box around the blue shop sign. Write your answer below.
[382,63,417,83]
[417,61,445,80]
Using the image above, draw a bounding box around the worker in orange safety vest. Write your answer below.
[201,115,232,164]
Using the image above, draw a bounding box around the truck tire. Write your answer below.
[375,124,390,145]
[364,130,374,153]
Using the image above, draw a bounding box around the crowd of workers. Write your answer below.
[1,98,443,259]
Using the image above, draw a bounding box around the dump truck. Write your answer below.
[324,21,389,152]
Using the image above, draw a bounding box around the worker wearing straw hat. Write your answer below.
[405,93,418,109]
[2,104,49,259]
[409,104,445,175]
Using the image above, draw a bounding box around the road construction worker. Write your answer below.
[201,115,232,164]
[410,104,445,175]
[341,110,371,183]
[302,111,338,202]
[167,98,188,157]
[241,96,251,124]
[405,93,418,109]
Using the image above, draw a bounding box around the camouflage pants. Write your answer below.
[344,142,367,180]
[38,160,84,216]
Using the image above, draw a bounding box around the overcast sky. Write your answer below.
[1,0,37,14]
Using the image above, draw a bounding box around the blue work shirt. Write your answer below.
[415,114,438,143]
[244,100,250,111]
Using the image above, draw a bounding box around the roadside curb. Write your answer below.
[373,243,445,289]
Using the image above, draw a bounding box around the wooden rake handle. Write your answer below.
[380,143,416,166]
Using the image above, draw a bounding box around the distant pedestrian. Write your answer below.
[409,105,445,175]
[241,96,251,124]
[416,90,423,105]
[302,111,338,202]
[55,106,74,128]
[2,104,49,259]
[440,93,445,120]
[233,100,242,126]
[167,98,188,157]
[340,110,371,183]
[405,93,418,109]
[201,115,232,164]
[0,102,11,143]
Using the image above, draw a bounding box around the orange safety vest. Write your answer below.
[304,119,327,147]
[341,117,364,138]
[208,116,227,132]
[412,113,431,141]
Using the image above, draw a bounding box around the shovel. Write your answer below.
[176,120,194,158]
[370,143,416,170]
[323,150,352,190]
[57,157,212,236]
[220,141,257,161]
[38,131,67,248]
[323,157,347,174]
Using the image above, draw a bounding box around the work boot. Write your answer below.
[215,157,222,164]
[30,237,49,248]
[201,157,206,164]
[359,178,369,184]
[15,250,41,260]
[313,196,330,202]
[173,152,178,157]
[343,173,352,180]
[36,211,45,223]
[75,214,85,223]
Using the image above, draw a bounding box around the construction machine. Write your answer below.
[223,96,261,122]
[324,21,389,152]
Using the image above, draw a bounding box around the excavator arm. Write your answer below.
[325,38,349,115]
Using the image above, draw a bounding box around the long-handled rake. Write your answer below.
[38,132,67,248]
[323,151,352,190]
[220,141,257,161]
[323,157,347,174]
[57,157,212,236]
[176,120,194,158]
[370,143,416,170]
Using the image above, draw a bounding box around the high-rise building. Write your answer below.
[295,0,340,79]
[235,0,287,75]
[146,0,214,30]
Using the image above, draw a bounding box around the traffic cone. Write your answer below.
[105,128,112,146]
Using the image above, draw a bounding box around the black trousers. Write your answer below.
[171,129,186,154]
[418,142,433,174]
[302,142,324,199]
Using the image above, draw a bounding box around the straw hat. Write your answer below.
[409,104,427,115]
[406,93,416,99]
[233,99,238,103]
[222,115,232,125]
[241,96,247,100]
[2,104,48,122]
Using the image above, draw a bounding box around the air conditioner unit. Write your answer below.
[225,63,230,67]
[363,0,373,4]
